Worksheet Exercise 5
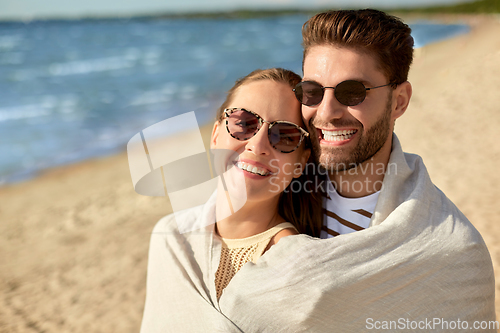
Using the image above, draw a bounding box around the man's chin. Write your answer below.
[318,152,357,172]
[320,160,358,172]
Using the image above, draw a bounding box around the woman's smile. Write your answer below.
[233,158,274,177]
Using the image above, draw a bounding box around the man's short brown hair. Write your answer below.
[302,9,414,86]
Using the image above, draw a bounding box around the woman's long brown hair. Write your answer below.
[216,68,325,237]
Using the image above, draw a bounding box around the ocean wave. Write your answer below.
[48,56,136,76]
[0,105,51,122]
[0,34,23,50]
[141,48,162,66]
[128,83,197,106]
[0,95,79,122]
[9,55,139,81]
[129,90,173,106]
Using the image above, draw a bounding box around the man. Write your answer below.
[298,9,413,238]
[217,9,496,332]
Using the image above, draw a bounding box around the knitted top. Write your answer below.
[214,222,297,300]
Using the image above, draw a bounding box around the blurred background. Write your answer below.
[0,0,492,185]
[2,1,500,332]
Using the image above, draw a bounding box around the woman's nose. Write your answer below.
[245,123,272,155]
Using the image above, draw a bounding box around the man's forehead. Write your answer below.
[302,45,384,83]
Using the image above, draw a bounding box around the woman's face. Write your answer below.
[211,79,310,206]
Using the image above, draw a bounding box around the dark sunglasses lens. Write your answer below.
[227,110,259,140]
[295,82,324,106]
[270,123,303,153]
[335,80,366,106]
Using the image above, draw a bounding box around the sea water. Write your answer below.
[0,15,469,184]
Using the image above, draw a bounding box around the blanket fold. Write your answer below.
[140,134,495,333]
[218,135,495,332]
[140,193,243,332]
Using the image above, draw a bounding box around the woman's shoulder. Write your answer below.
[263,222,299,252]
[274,227,299,239]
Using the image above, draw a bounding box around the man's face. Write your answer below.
[302,45,396,171]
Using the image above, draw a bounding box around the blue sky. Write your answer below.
[0,0,475,20]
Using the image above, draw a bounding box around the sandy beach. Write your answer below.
[1,13,499,332]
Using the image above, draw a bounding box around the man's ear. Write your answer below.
[210,121,220,149]
[392,81,412,121]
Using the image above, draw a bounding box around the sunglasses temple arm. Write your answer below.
[367,83,393,90]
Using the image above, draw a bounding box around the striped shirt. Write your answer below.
[321,180,379,239]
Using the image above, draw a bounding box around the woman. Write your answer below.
[140,68,323,332]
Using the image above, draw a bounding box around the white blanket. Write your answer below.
[140,135,496,332]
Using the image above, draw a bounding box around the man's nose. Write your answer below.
[315,89,346,122]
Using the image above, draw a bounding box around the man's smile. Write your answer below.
[320,129,357,141]
[315,127,359,146]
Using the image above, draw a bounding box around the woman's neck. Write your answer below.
[215,192,284,239]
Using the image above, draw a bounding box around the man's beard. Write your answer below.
[309,97,392,172]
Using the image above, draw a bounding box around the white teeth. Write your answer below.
[321,129,356,141]
[235,162,270,176]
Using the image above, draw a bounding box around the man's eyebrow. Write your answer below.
[339,77,374,85]
[353,79,374,86]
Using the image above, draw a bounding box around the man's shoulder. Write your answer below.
[432,186,486,246]
[383,139,487,250]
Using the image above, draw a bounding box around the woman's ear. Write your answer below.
[210,121,220,149]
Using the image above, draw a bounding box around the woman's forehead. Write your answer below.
[229,80,301,124]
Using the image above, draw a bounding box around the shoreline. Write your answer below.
[0,115,217,187]
[0,16,474,188]
[1,14,499,332]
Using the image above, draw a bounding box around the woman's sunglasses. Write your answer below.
[293,80,392,107]
[223,108,309,153]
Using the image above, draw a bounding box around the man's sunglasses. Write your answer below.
[223,108,309,153]
[293,80,392,107]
